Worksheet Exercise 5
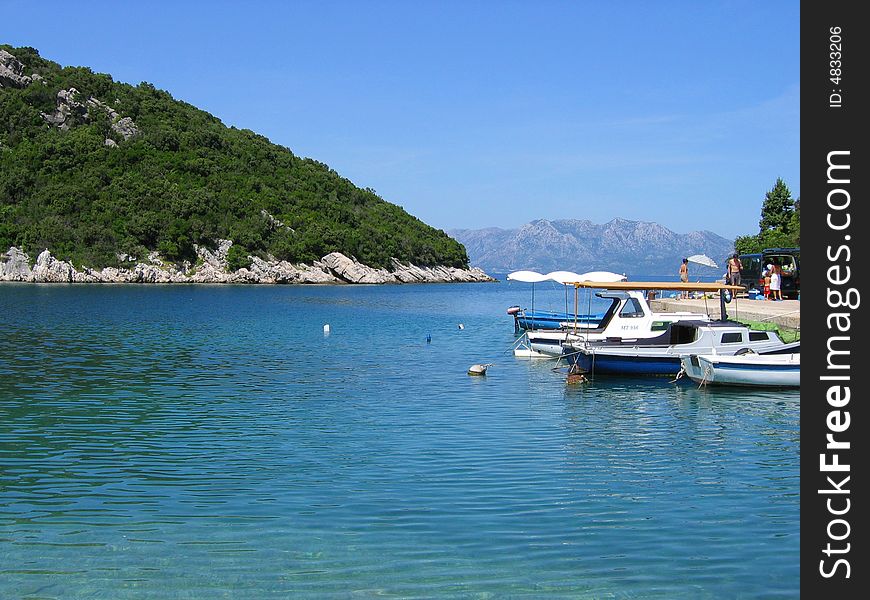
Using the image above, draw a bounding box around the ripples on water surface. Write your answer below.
[0,283,799,598]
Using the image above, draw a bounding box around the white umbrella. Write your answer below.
[576,270,628,282]
[687,254,718,269]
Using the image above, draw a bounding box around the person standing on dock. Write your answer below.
[679,258,689,299]
[769,261,783,301]
[726,253,742,288]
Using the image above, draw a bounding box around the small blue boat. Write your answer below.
[506,269,626,332]
[508,306,604,331]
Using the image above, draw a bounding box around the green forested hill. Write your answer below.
[0,45,468,270]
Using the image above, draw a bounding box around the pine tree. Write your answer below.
[758,178,795,234]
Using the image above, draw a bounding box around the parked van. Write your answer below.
[738,247,800,299]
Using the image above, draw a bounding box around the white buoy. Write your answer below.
[323,324,330,335]
[458,323,465,330]
[467,363,492,376]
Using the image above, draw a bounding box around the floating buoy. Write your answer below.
[567,372,588,385]
[323,324,330,335]
[467,363,492,376]
[458,323,465,330]
[567,363,588,384]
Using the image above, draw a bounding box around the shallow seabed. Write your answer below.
[0,282,799,598]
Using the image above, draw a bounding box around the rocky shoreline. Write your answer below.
[0,243,495,285]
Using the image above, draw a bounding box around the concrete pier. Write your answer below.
[651,296,800,330]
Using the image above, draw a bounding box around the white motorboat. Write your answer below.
[556,279,797,376]
[679,352,800,387]
[565,319,799,376]
[515,289,711,358]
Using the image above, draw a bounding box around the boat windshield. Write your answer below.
[618,297,645,318]
[573,294,623,332]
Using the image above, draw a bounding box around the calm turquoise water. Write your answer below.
[0,282,799,598]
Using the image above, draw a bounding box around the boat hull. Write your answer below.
[514,311,601,331]
[567,350,681,376]
[564,324,801,377]
[681,353,800,387]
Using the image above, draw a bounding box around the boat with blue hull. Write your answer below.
[516,290,711,358]
[557,280,798,377]
[507,269,626,332]
[565,320,800,376]
[679,352,800,387]
[508,306,604,331]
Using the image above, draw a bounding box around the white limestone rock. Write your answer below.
[40,89,139,140]
[188,262,228,283]
[297,263,338,283]
[0,247,32,281]
[0,50,37,88]
[321,252,397,284]
[72,267,104,283]
[111,116,139,141]
[195,239,233,271]
[41,88,88,130]
[31,249,74,283]
[2,246,493,286]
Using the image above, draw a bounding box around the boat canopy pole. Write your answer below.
[531,283,534,330]
[574,286,578,330]
[565,284,569,325]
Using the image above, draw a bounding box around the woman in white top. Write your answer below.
[769,262,783,301]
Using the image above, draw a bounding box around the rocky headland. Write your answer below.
[1,47,477,282]
[0,243,494,285]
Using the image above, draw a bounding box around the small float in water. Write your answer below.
[566,363,588,385]
[467,363,493,376]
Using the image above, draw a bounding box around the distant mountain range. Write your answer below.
[448,218,735,278]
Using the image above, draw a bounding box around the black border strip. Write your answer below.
[801,2,867,596]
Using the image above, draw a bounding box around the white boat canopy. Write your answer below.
[544,271,584,284]
[508,270,628,284]
[576,271,628,282]
[506,270,551,283]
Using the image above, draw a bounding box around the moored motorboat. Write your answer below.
[565,319,800,376]
[678,352,800,387]
[518,289,711,358]
[508,306,604,331]
[507,269,625,332]
[557,279,798,376]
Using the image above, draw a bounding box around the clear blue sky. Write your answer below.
[1,0,799,240]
